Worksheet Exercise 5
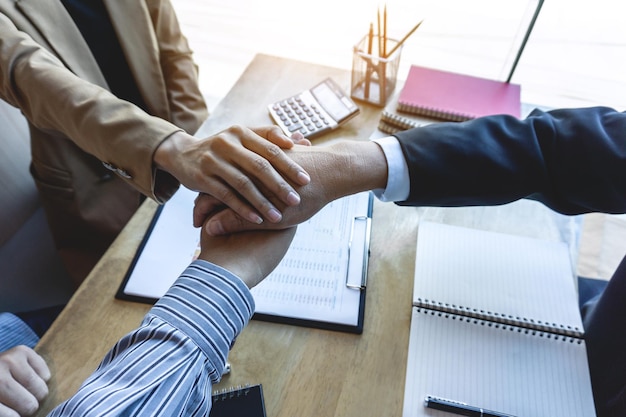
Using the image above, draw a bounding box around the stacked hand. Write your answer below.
[192,136,388,236]
[155,126,312,226]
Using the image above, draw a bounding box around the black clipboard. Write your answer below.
[116,187,372,334]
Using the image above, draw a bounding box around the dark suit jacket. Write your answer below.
[395,106,626,215]
[0,0,208,282]
[396,106,626,416]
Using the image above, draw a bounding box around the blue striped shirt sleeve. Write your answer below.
[47,260,254,416]
[0,312,39,351]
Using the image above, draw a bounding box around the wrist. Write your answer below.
[327,140,388,199]
[153,130,194,172]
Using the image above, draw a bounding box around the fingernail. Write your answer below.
[249,212,263,225]
[287,191,300,205]
[267,208,282,222]
[297,171,310,184]
[207,221,225,236]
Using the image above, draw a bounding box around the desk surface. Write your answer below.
[35,53,581,417]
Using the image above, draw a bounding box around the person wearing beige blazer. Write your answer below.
[0,0,309,284]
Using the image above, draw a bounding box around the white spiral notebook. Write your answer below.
[402,221,596,417]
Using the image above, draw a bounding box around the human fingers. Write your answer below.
[251,125,295,149]
[0,380,38,417]
[193,193,226,228]
[156,127,302,225]
[249,126,311,186]
[0,403,20,417]
[192,135,287,223]
[205,208,267,236]
[205,180,291,235]
[25,349,50,384]
[0,347,47,416]
[290,131,312,146]
[9,347,49,401]
[198,127,309,223]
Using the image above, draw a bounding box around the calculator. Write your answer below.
[268,78,360,139]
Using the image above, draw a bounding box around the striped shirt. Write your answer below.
[0,312,40,351]
[47,260,254,416]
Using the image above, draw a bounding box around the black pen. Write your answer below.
[424,395,517,417]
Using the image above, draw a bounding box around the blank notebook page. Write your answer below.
[412,221,583,335]
[402,308,596,417]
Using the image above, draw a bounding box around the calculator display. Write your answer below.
[311,81,353,122]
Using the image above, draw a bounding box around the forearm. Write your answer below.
[395,107,626,215]
[291,140,388,202]
[0,15,180,200]
[47,260,253,416]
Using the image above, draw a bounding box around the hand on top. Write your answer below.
[154,125,311,226]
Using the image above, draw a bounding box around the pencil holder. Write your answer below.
[351,34,402,107]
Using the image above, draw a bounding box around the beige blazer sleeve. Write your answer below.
[144,0,208,134]
[106,0,208,135]
[0,11,182,201]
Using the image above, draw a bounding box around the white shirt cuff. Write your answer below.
[372,136,410,202]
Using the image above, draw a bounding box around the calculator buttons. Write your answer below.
[268,78,360,139]
[269,91,336,138]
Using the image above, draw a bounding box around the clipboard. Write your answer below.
[116,187,373,334]
[251,196,372,334]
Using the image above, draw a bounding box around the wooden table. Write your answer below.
[35,53,586,417]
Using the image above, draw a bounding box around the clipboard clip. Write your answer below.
[346,215,371,290]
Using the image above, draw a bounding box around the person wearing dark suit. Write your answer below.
[198,106,626,417]
[0,0,309,284]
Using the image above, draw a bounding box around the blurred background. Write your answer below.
[170,0,626,279]
[171,0,626,112]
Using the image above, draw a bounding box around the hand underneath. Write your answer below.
[197,218,297,288]
[194,140,388,235]
[154,125,310,225]
[0,346,50,417]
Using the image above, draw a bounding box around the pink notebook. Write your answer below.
[397,65,521,121]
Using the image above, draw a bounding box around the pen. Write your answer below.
[424,395,517,417]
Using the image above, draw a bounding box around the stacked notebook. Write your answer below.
[378,65,521,134]
[378,109,429,135]
[402,221,596,417]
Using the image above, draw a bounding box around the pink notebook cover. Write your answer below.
[397,65,521,121]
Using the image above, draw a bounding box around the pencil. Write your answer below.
[365,22,374,99]
[377,8,382,57]
[385,19,423,58]
[383,4,387,57]
[367,22,374,54]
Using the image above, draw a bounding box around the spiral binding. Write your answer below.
[212,384,252,402]
[415,307,583,344]
[378,119,404,135]
[381,110,423,129]
[415,298,583,338]
[397,102,471,122]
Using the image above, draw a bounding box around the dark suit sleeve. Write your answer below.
[393,106,626,215]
